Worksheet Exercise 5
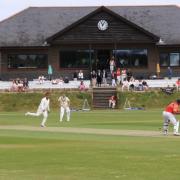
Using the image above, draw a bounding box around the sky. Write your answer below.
[0,0,180,21]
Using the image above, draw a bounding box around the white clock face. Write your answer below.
[97,20,108,31]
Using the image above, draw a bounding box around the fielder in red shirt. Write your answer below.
[163,99,180,136]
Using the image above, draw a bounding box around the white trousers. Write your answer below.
[163,111,179,134]
[60,106,70,121]
[26,110,48,126]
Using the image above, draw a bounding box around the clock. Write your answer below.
[97,20,108,31]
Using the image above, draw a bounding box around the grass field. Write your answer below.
[0,110,180,180]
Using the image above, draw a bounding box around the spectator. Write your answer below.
[10,80,18,92]
[109,56,116,74]
[78,70,84,80]
[73,71,78,81]
[116,68,121,85]
[121,79,129,91]
[127,69,133,82]
[102,69,107,85]
[121,68,127,82]
[58,77,64,86]
[96,69,102,87]
[176,78,180,91]
[38,75,45,84]
[111,71,117,87]
[167,67,173,79]
[91,70,97,87]
[79,81,86,91]
[109,95,116,109]
[142,80,149,91]
[23,78,29,90]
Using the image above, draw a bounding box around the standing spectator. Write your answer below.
[176,78,180,91]
[96,69,102,87]
[78,70,84,80]
[167,66,173,79]
[25,92,50,127]
[91,70,97,87]
[111,71,117,87]
[102,69,107,85]
[121,68,127,82]
[58,94,70,122]
[23,78,29,90]
[116,68,121,85]
[109,56,116,74]
[48,65,53,81]
[162,99,180,136]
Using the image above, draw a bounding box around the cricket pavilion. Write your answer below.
[0,5,180,80]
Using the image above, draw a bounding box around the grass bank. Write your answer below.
[0,91,180,111]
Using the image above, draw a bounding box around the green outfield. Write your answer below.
[0,110,180,180]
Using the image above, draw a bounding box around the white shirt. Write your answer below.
[38,97,50,112]
[58,96,70,108]
[78,72,83,79]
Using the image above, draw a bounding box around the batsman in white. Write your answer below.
[58,94,70,122]
[25,92,50,127]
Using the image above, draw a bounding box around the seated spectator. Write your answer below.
[78,70,84,80]
[38,75,45,84]
[129,77,135,91]
[10,80,18,92]
[73,71,78,81]
[17,79,24,92]
[52,79,59,85]
[137,80,144,91]
[121,79,129,91]
[109,95,116,109]
[176,78,180,91]
[79,81,86,91]
[161,85,175,95]
[58,77,64,85]
[142,80,148,91]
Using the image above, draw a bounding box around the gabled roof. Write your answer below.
[0,5,180,47]
[46,6,159,43]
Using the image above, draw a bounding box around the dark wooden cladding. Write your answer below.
[51,11,156,44]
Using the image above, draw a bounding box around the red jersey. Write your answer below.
[165,102,179,114]
[116,69,121,76]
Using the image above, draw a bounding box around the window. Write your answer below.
[160,53,169,67]
[60,50,94,68]
[160,52,180,67]
[8,54,48,69]
[113,49,148,68]
[170,53,179,66]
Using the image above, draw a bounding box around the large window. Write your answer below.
[160,52,180,67]
[113,49,148,68]
[60,50,94,68]
[8,54,48,69]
